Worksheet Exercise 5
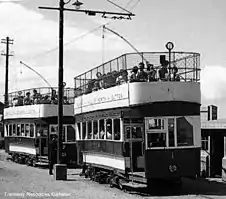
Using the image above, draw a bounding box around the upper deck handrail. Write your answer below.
[6,87,74,108]
[74,51,200,97]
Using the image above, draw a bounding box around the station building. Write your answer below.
[200,105,226,180]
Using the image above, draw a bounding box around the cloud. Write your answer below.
[201,65,226,100]
[0,2,131,102]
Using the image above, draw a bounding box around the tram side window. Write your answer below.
[99,119,105,139]
[168,118,175,147]
[30,124,34,137]
[147,133,166,148]
[21,124,25,136]
[126,126,143,139]
[76,123,81,140]
[67,125,75,142]
[148,118,164,130]
[201,136,208,151]
[25,124,30,137]
[42,124,48,137]
[50,125,57,136]
[9,125,12,136]
[177,117,193,146]
[17,124,21,136]
[106,119,112,140]
[113,119,120,140]
[93,120,98,139]
[12,124,16,136]
[87,121,92,139]
[82,122,86,140]
[62,126,66,142]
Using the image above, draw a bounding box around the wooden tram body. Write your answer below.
[4,87,77,167]
[74,51,201,187]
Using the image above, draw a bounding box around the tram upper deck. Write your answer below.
[74,52,201,114]
[4,87,74,120]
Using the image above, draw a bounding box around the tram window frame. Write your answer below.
[87,121,92,139]
[93,120,98,139]
[25,124,30,137]
[66,125,76,142]
[113,118,120,140]
[176,117,194,146]
[82,122,86,140]
[30,124,34,138]
[146,117,167,149]
[76,122,81,140]
[9,124,12,136]
[168,117,176,147]
[12,124,16,136]
[99,119,105,139]
[106,119,113,140]
[17,124,21,136]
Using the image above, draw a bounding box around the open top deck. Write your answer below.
[74,52,200,97]
[6,87,74,107]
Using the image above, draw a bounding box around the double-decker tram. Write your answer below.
[4,87,77,167]
[74,47,201,189]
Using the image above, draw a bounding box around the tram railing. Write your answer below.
[74,52,200,96]
[7,87,74,108]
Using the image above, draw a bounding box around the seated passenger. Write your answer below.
[92,81,100,91]
[105,72,115,88]
[137,62,147,82]
[114,131,120,140]
[129,66,139,82]
[105,125,112,140]
[51,89,58,104]
[17,92,24,106]
[116,69,128,85]
[63,96,69,104]
[12,97,18,106]
[159,61,168,81]
[172,65,179,81]
[99,127,105,139]
[93,131,99,139]
[24,92,32,105]
[40,95,51,104]
[146,63,156,82]
[32,89,41,103]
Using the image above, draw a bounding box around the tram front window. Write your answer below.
[147,133,166,148]
[177,117,193,146]
[126,126,143,139]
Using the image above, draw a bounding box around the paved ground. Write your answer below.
[1,150,226,199]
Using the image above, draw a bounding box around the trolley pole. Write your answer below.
[165,42,174,80]
[39,0,135,173]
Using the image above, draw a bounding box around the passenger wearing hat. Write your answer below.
[24,92,32,105]
[129,66,139,82]
[48,134,58,175]
[137,62,148,82]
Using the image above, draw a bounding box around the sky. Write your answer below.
[0,0,226,118]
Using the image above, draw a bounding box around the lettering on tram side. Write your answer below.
[4,107,39,118]
[75,91,127,108]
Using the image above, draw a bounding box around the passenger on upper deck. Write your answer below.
[137,62,148,82]
[116,69,128,85]
[40,95,51,104]
[159,60,168,81]
[17,91,24,106]
[130,66,139,82]
[51,89,58,104]
[93,72,102,91]
[172,65,180,81]
[32,89,41,104]
[24,92,32,105]
[146,63,156,82]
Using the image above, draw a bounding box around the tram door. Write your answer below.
[36,124,48,156]
[124,124,144,172]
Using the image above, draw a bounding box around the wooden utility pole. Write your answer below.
[1,37,14,107]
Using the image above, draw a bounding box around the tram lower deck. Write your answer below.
[76,101,201,186]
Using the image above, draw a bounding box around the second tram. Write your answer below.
[4,87,77,167]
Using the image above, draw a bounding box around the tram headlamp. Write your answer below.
[169,164,177,172]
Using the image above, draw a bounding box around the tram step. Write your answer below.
[121,181,146,189]
[35,162,49,166]
[128,172,147,184]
